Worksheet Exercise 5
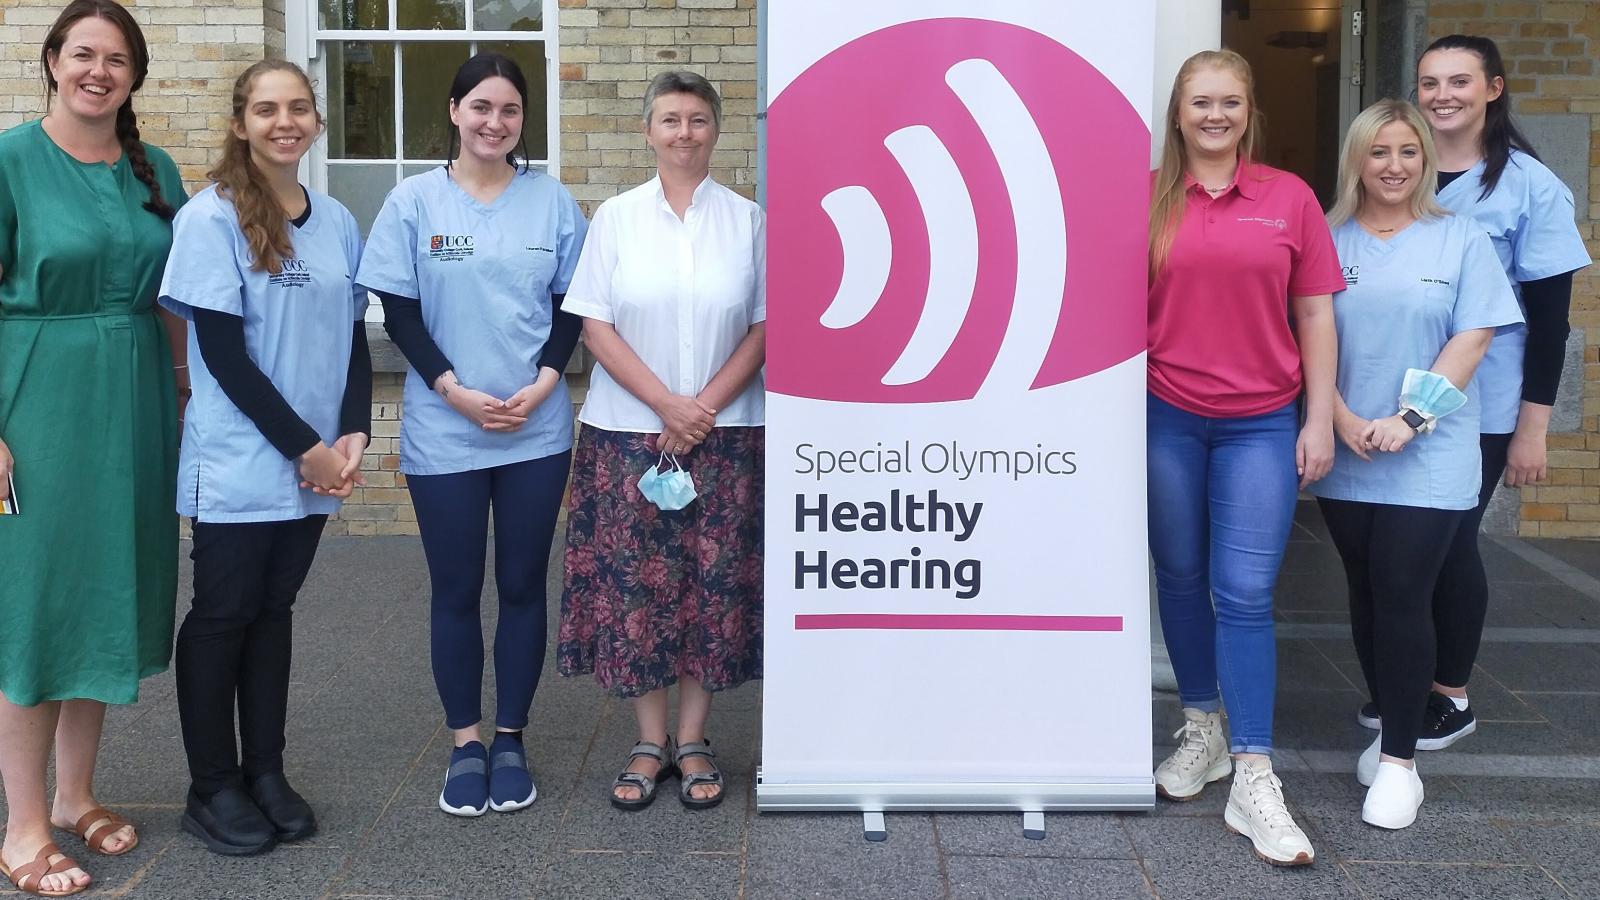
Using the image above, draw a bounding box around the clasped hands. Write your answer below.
[299,433,370,498]
[436,368,561,433]
[1335,409,1415,462]
[654,393,717,456]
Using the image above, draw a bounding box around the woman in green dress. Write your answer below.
[0,1,186,895]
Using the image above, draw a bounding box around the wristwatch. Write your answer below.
[1400,408,1426,431]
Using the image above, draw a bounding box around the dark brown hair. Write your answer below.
[210,60,321,274]
[1420,35,1540,201]
[446,53,530,172]
[41,0,174,220]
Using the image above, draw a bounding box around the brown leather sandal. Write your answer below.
[0,842,88,897]
[68,807,138,856]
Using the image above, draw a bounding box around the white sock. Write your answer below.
[1448,695,1468,711]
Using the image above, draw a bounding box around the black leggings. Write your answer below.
[1430,432,1513,688]
[1317,499,1463,760]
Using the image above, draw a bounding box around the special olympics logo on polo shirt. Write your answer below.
[767,19,1148,403]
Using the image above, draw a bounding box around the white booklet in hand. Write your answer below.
[1,473,17,516]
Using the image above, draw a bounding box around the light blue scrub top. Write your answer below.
[355,167,586,476]
[1310,215,1522,510]
[159,185,367,523]
[1437,150,1591,433]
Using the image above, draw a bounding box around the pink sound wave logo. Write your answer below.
[768,18,1149,403]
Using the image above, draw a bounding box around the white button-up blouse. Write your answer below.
[564,174,766,432]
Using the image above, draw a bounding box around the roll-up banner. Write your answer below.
[761,1,1156,813]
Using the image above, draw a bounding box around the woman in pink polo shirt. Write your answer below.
[1145,49,1344,867]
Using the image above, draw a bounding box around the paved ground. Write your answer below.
[4,501,1599,899]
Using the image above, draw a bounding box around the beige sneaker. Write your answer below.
[1154,708,1230,800]
[1224,757,1315,866]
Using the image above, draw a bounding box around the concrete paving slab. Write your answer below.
[1472,644,1600,693]
[1341,861,1571,900]
[933,811,1137,859]
[1141,855,1365,899]
[945,857,1154,899]
[537,851,739,900]
[1516,693,1600,751]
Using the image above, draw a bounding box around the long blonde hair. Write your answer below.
[1326,100,1448,228]
[1148,49,1265,281]
[209,60,322,275]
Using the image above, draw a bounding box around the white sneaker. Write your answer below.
[1357,733,1380,787]
[1154,708,1230,800]
[1224,757,1315,866]
[1362,760,1424,829]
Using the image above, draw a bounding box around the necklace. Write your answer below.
[1202,181,1231,194]
[1358,216,1406,235]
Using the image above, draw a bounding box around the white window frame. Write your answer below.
[285,0,562,196]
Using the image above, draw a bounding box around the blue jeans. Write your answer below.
[1147,393,1298,754]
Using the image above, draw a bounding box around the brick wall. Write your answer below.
[1427,0,1600,537]
[556,0,759,212]
[0,0,272,185]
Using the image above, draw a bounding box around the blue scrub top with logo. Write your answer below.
[1437,149,1592,433]
[159,184,367,522]
[355,166,586,475]
[1309,215,1522,510]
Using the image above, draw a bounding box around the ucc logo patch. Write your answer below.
[268,257,312,288]
[428,234,474,262]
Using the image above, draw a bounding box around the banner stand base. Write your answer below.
[757,772,1156,814]
[862,812,887,842]
[1022,810,1046,840]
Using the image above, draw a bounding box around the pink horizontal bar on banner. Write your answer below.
[794,614,1124,632]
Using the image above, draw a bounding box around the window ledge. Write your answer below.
[367,323,591,377]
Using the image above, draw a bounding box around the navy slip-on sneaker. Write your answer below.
[488,732,536,812]
[439,741,490,817]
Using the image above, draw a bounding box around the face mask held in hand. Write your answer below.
[638,452,697,510]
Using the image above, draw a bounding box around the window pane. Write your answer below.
[398,0,464,30]
[326,41,395,159]
[480,41,548,160]
[403,163,444,179]
[402,42,472,159]
[327,163,399,236]
[475,0,542,32]
[319,0,387,30]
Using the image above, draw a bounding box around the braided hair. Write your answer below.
[42,0,175,220]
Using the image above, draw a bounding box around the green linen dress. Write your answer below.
[0,119,187,706]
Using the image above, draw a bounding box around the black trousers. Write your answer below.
[1317,499,1463,760]
[176,515,327,794]
[1430,432,1513,688]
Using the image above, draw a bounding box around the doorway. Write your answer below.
[1223,0,1367,205]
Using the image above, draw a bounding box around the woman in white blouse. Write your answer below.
[557,70,766,812]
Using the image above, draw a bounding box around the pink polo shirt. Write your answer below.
[1148,160,1346,418]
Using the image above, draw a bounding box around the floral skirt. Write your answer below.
[557,424,764,698]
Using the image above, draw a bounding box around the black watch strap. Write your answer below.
[1400,408,1426,431]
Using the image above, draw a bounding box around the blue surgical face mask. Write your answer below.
[637,453,697,511]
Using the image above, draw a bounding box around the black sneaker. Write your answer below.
[181,786,276,856]
[1416,691,1476,751]
[1356,701,1380,730]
